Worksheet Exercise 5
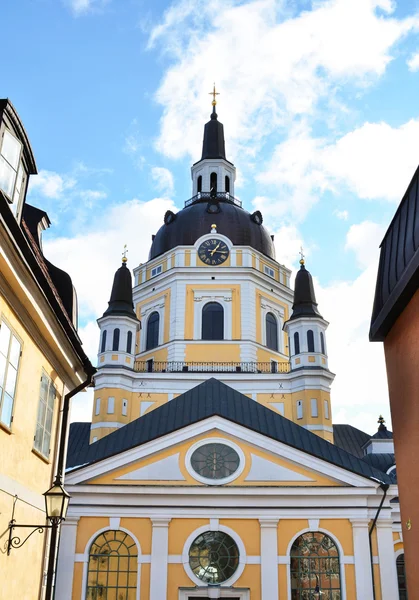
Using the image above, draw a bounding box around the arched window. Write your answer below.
[202,302,224,340]
[266,312,278,351]
[294,332,300,355]
[307,329,315,352]
[210,172,217,194]
[291,532,341,598]
[112,328,120,351]
[86,530,138,599]
[126,330,133,354]
[320,331,325,354]
[225,175,230,193]
[397,554,408,599]
[146,312,160,351]
[100,330,107,353]
[197,175,202,193]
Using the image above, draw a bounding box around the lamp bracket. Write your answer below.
[5,495,53,556]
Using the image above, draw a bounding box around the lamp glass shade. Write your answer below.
[44,482,71,522]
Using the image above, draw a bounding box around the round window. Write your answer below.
[190,443,240,480]
[189,531,239,584]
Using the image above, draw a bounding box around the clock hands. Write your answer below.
[210,243,221,256]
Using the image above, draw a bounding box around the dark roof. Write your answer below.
[102,261,137,319]
[200,107,226,161]
[289,263,322,320]
[67,422,91,462]
[67,378,391,484]
[372,427,393,440]
[333,424,371,458]
[370,164,419,341]
[149,198,275,260]
[23,204,78,327]
[362,453,396,478]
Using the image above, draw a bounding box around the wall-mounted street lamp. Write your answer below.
[7,477,70,555]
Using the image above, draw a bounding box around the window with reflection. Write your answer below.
[320,332,325,354]
[397,554,408,600]
[0,129,25,215]
[86,530,138,600]
[290,532,341,599]
[202,302,224,340]
[0,321,21,428]
[146,312,160,350]
[189,531,239,584]
[100,330,107,353]
[210,172,217,194]
[266,312,278,351]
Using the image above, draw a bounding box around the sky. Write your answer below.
[2,0,419,433]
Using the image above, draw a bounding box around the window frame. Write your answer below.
[146,311,160,351]
[307,329,315,352]
[264,265,275,278]
[294,332,300,355]
[0,318,22,429]
[112,328,120,351]
[201,301,224,340]
[151,264,163,278]
[0,127,27,216]
[33,370,57,459]
[266,312,279,351]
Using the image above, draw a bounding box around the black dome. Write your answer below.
[149,199,275,260]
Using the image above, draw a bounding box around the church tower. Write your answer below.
[91,96,334,444]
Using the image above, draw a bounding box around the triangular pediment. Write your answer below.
[66,417,378,489]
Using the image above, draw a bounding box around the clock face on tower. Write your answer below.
[198,238,230,265]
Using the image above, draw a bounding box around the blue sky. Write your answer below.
[2,0,419,431]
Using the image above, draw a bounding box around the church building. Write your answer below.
[57,97,405,600]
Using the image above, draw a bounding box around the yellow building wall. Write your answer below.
[136,289,171,348]
[184,343,241,362]
[0,295,66,600]
[255,290,289,346]
[184,283,241,341]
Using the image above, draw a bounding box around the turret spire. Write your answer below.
[201,85,226,161]
[102,259,137,319]
[289,259,322,320]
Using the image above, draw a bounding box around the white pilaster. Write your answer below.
[150,517,171,600]
[55,517,80,600]
[376,520,399,600]
[351,519,374,599]
[259,518,279,600]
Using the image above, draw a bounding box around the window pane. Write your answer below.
[9,336,20,369]
[47,382,56,408]
[42,432,50,457]
[15,164,24,193]
[5,365,17,397]
[0,156,16,197]
[37,397,46,427]
[34,424,43,451]
[0,322,11,356]
[2,130,21,169]
[1,393,14,427]
[40,375,48,401]
[0,355,6,387]
[45,406,53,434]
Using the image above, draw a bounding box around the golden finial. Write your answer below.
[299,246,305,266]
[122,244,128,263]
[211,223,217,233]
[378,415,385,426]
[209,83,220,106]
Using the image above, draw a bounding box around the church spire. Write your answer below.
[290,258,322,321]
[201,84,226,161]
[102,256,136,319]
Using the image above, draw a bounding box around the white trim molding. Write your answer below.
[259,518,279,600]
[350,518,374,600]
[150,517,171,600]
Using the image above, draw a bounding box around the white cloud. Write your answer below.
[68,0,109,16]
[29,169,76,199]
[149,0,419,161]
[151,167,174,196]
[258,118,419,219]
[79,189,107,201]
[334,209,349,220]
[407,51,419,71]
[345,220,385,269]
[43,196,177,320]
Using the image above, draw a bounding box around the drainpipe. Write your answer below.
[369,482,389,600]
[45,368,95,600]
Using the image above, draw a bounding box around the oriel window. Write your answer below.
[0,321,21,428]
[0,129,26,215]
[202,302,224,340]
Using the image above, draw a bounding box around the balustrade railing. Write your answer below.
[134,360,290,374]
[184,191,242,208]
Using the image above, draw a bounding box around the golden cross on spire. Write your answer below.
[122,244,128,263]
[299,246,305,266]
[378,415,386,426]
[209,83,220,106]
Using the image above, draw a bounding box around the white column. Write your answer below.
[376,520,399,600]
[150,517,171,600]
[351,518,374,599]
[55,516,79,600]
[259,518,279,600]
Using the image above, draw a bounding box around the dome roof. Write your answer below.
[149,198,275,260]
